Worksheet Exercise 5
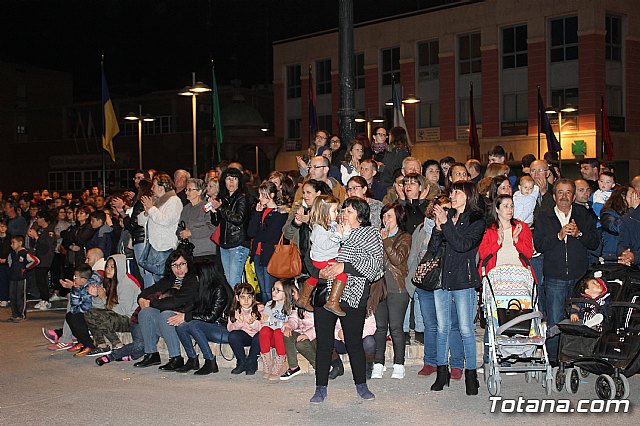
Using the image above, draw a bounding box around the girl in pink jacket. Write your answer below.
[227,283,264,376]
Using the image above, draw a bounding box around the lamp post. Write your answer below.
[545,104,578,172]
[179,72,211,178]
[124,105,155,170]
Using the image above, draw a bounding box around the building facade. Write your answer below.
[273,0,640,172]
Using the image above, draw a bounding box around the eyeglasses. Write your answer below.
[171,262,188,269]
[185,188,198,192]
[347,185,363,192]
[330,139,340,144]
[308,165,328,170]
[375,133,388,137]
[530,168,549,174]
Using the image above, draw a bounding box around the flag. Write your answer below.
[101,68,119,162]
[308,65,318,138]
[211,63,223,162]
[538,90,561,153]
[391,78,411,145]
[601,95,613,161]
[468,83,480,160]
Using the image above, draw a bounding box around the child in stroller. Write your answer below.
[569,275,611,330]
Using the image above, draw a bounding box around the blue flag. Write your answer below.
[538,91,561,153]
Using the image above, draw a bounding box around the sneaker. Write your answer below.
[34,301,43,309]
[280,366,302,381]
[39,301,52,310]
[451,367,463,380]
[49,294,66,302]
[418,364,437,376]
[585,313,604,328]
[370,363,385,379]
[355,383,375,400]
[13,316,25,322]
[0,300,8,307]
[5,317,17,323]
[309,386,327,404]
[42,328,59,344]
[48,342,73,351]
[74,347,92,357]
[391,364,405,379]
[86,346,112,357]
[67,343,84,352]
[95,355,112,366]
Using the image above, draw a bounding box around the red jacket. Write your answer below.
[478,221,533,276]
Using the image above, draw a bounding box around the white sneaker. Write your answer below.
[39,302,51,310]
[584,313,604,328]
[0,301,8,307]
[49,294,66,302]
[391,364,405,379]
[370,363,385,379]
[34,301,43,309]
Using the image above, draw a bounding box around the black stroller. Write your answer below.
[553,263,640,399]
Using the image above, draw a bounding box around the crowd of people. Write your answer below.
[2,126,640,403]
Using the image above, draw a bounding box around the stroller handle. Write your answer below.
[611,302,640,310]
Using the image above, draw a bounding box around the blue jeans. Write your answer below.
[228,330,261,364]
[403,295,424,332]
[544,277,578,363]
[138,307,182,357]
[133,243,155,288]
[254,254,276,304]
[416,288,464,369]
[176,320,229,360]
[111,323,145,360]
[220,246,250,288]
[434,288,477,369]
[530,254,545,316]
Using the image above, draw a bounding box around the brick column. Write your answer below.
[527,39,547,147]
[626,39,640,132]
[400,59,416,141]
[274,81,285,144]
[481,47,499,137]
[579,33,606,133]
[364,65,379,118]
[301,75,310,148]
[331,72,340,132]
[439,53,456,140]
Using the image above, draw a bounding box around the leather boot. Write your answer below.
[323,279,346,317]
[261,353,273,379]
[159,356,184,371]
[231,359,246,374]
[430,365,450,391]
[194,357,219,375]
[465,369,480,396]
[133,352,161,368]
[175,356,200,373]
[245,358,258,375]
[328,357,344,380]
[295,279,315,312]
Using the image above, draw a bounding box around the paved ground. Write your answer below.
[1,309,637,425]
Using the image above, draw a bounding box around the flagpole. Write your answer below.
[308,64,313,148]
[101,55,106,195]
[600,95,605,161]
[537,85,541,159]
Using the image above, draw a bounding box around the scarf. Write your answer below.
[154,190,176,209]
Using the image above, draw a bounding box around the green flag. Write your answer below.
[211,62,223,162]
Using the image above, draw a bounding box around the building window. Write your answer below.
[417,40,439,81]
[316,59,331,95]
[502,25,527,69]
[606,15,622,61]
[458,97,482,126]
[550,16,578,62]
[318,115,332,133]
[606,85,623,117]
[502,92,528,122]
[381,47,400,85]
[353,53,365,89]
[551,87,578,109]
[144,116,172,135]
[67,171,84,191]
[287,118,301,140]
[459,33,481,75]
[418,102,440,128]
[48,172,64,191]
[286,64,301,99]
[119,169,137,190]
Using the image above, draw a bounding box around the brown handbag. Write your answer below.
[267,233,302,278]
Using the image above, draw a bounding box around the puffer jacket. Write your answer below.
[213,191,250,249]
[382,231,412,293]
[428,209,485,291]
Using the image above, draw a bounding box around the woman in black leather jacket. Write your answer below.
[61,205,95,272]
[172,260,233,375]
[112,178,153,287]
[211,167,251,287]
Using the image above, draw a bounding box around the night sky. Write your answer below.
[3,0,450,100]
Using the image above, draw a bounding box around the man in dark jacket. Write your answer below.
[28,211,57,309]
[533,178,599,364]
[617,189,640,266]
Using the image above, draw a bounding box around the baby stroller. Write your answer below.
[554,263,640,399]
[482,254,552,396]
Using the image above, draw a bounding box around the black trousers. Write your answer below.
[314,304,367,387]
[65,312,94,348]
[35,268,50,301]
[374,292,410,365]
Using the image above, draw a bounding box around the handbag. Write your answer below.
[176,221,195,255]
[412,245,444,291]
[496,299,533,336]
[267,233,302,278]
[137,224,172,276]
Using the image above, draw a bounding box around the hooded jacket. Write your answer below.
[108,254,141,317]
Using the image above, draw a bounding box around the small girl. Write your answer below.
[295,194,349,317]
[227,283,264,375]
[513,175,539,226]
[259,279,295,380]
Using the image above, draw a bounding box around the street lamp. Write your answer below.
[545,104,578,172]
[124,105,155,170]
[179,72,211,177]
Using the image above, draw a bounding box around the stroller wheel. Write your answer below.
[487,375,501,396]
[553,367,565,393]
[613,375,630,400]
[564,368,579,394]
[525,371,531,383]
[544,376,553,396]
[579,367,590,379]
[595,374,616,400]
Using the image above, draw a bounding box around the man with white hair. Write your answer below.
[174,169,191,206]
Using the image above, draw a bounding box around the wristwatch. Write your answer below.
[576,231,583,238]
